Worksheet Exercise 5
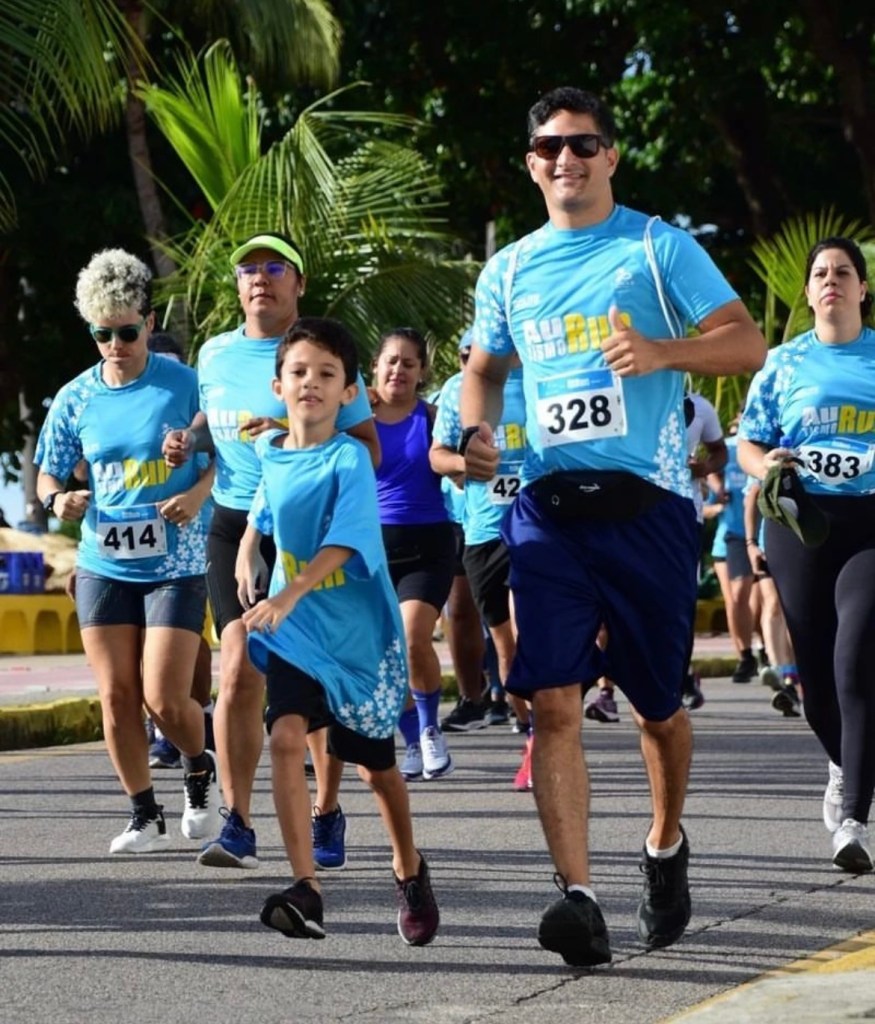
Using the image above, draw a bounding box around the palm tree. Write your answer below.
[140,42,477,357]
[0,0,340,247]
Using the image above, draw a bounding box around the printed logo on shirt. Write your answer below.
[493,422,527,453]
[801,404,875,436]
[520,310,630,363]
[92,459,173,493]
[206,408,289,443]
[614,268,634,288]
[280,550,346,591]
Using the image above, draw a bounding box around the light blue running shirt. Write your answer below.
[433,367,527,545]
[471,205,739,496]
[246,432,408,740]
[716,435,747,539]
[739,327,875,496]
[36,356,210,582]
[197,326,373,510]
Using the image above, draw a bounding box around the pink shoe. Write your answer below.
[513,735,533,791]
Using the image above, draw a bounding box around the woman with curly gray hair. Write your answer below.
[35,248,220,855]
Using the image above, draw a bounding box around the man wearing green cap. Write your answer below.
[164,232,379,872]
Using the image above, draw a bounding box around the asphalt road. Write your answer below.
[2,677,874,1024]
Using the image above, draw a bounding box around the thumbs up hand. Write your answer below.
[601,305,664,377]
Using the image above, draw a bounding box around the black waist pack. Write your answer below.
[529,471,668,523]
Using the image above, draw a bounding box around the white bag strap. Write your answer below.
[503,240,522,334]
[643,215,683,339]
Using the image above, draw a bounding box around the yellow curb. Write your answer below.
[663,930,875,1022]
[0,696,102,751]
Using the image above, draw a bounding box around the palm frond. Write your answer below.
[136,41,262,212]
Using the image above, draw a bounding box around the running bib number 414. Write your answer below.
[96,505,168,560]
[536,370,626,448]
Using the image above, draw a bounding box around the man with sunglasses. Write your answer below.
[460,87,766,967]
[163,232,379,873]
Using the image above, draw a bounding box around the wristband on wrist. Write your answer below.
[457,426,479,456]
[745,538,757,546]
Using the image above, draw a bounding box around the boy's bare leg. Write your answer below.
[270,715,319,889]
[358,764,419,879]
[307,727,344,812]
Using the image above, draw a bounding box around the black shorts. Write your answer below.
[462,538,511,627]
[263,653,396,771]
[206,503,276,638]
[451,522,467,577]
[382,521,455,611]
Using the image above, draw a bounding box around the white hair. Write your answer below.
[74,249,152,323]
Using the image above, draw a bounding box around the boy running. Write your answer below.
[235,317,439,944]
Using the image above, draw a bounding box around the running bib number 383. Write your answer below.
[797,440,874,486]
[96,505,168,560]
[536,370,627,448]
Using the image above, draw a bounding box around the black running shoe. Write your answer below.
[440,698,488,732]
[637,828,691,948]
[537,875,612,967]
[771,683,801,717]
[731,653,757,683]
[260,879,325,939]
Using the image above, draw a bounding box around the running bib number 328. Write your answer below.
[536,370,627,448]
[96,505,168,560]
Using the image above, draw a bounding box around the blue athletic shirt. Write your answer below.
[35,355,210,582]
[246,431,408,740]
[433,367,527,545]
[197,326,373,511]
[717,435,747,539]
[471,205,739,496]
[739,327,875,496]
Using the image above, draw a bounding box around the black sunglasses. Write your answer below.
[89,318,146,344]
[530,133,608,160]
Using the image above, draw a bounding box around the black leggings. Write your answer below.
[766,493,875,823]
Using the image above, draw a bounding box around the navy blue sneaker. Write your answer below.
[312,805,347,870]
[148,734,180,770]
[197,807,258,869]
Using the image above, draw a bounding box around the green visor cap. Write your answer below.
[757,463,829,548]
[229,236,304,274]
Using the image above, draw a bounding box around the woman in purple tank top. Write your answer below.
[372,328,456,783]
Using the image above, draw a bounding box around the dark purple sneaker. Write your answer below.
[394,853,439,946]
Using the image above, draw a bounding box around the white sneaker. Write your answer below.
[181,750,222,840]
[421,726,454,780]
[832,818,873,873]
[400,743,423,781]
[109,808,170,854]
[823,761,844,833]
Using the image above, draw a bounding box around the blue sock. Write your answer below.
[398,707,420,747]
[412,689,441,733]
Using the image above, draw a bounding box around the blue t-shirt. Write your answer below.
[35,355,210,582]
[471,205,738,496]
[739,327,875,496]
[246,432,407,740]
[433,367,527,545]
[197,326,373,510]
[718,435,747,539]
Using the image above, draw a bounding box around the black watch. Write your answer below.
[43,491,62,514]
[457,426,480,456]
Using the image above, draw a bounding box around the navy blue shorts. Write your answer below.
[501,484,698,721]
[76,571,207,633]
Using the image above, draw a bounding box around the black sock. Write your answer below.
[182,750,212,775]
[131,787,160,819]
